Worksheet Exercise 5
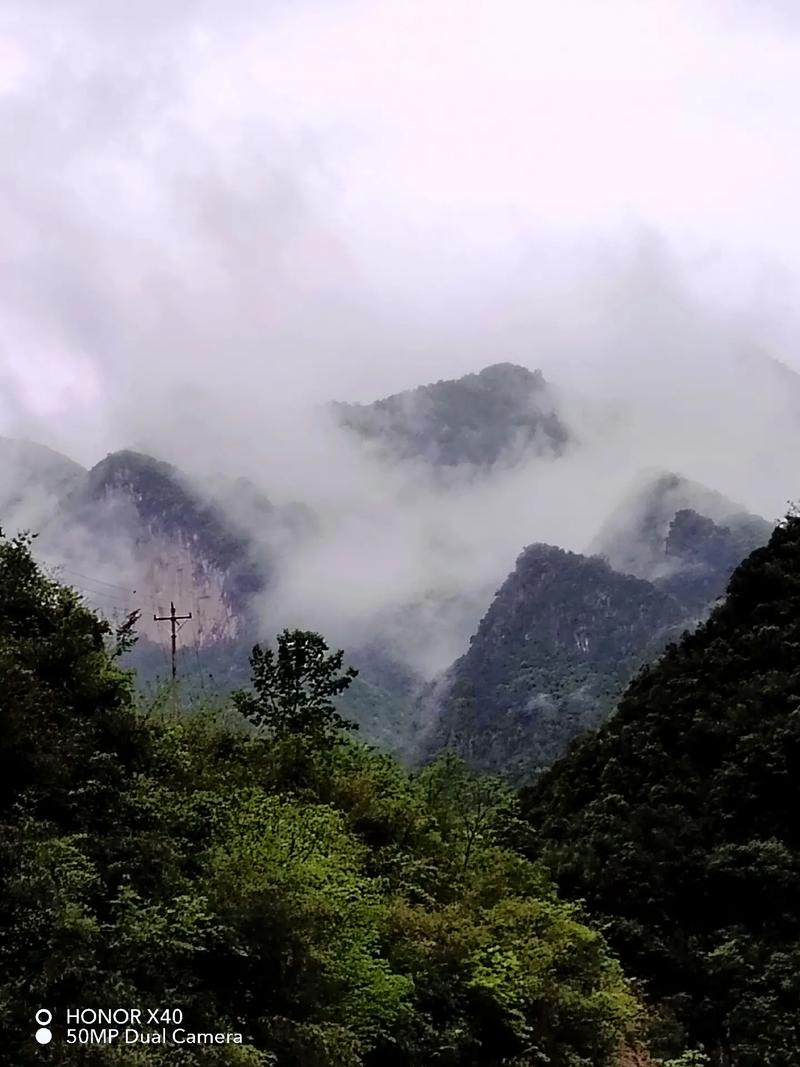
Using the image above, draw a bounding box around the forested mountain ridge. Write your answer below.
[331,362,570,467]
[655,506,773,612]
[420,476,773,778]
[418,544,686,777]
[521,510,800,1065]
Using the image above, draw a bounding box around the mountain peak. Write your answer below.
[333,363,569,468]
[419,541,684,777]
[591,471,771,581]
[474,362,545,384]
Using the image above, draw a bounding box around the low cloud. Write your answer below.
[0,0,799,672]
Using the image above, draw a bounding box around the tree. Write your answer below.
[0,529,145,826]
[233,630,358,746]
[522,513,800,1065]
[417,754,518,878]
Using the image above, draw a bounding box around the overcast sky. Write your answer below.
[1,0,799,462]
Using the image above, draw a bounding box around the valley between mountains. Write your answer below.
[0,361,778,777]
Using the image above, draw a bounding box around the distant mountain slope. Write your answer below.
[332,362,570,467]
[418,544,685,778]
[421,477,773,779]
[78,449,267,621]
[0,437,85,519]
[591,471,771,590]
[520,512,800,1065]
[0,445,281,648]
[656,506,773,612]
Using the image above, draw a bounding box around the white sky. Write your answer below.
[0,0,799,458]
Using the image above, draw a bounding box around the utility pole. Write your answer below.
[154,601,193,680]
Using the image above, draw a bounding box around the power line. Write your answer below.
[76,587,135,611]
[41,561,137,595]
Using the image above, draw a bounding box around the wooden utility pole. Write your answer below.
[154,601,193,680]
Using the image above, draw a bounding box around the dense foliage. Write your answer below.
[0,532,640,1066]
[422,545,685,779]
[522,512,800,1066]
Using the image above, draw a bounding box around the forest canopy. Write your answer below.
[0,530,642,1067]
[522,512,800,1066]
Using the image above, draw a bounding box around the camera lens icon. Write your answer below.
[34,1011,53,1044]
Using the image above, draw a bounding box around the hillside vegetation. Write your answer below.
[420,482,772,779]
[0,530,642,1066]
[420,545,685,778]
[522,511,800,1065]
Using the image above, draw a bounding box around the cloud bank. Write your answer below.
[1,0,799,671]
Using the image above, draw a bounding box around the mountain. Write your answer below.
[0,437,85,525]
[56,449,269,646]
[420,475,773,779]
[591,471,772,597]
[331,362,570,468]
[0,445,307,654]
[0,439,426,747]
[656,506,773,612]
[417,544,685,778]
[520,513,800,1065]
[0,413,775,769]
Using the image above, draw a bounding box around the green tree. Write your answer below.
[417,754,518,879]
[0,529,146,829]
[233,630,358,746]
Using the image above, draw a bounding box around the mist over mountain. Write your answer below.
[0,361,779,768]
[332,363,570,469]
[591,472,772,583]
[417,472,773,776]
[417,545,685,778]
[4,2,800,1062]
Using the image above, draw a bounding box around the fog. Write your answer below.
[1,0,799,673]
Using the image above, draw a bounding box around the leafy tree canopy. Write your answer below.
[0,532,641,1066]
[233,629,358,745]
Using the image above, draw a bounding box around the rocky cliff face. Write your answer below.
[72,450,267,646]
[0,445,275,652]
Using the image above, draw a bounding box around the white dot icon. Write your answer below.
[35,1028,52,1045]
[35,1009,52,1026]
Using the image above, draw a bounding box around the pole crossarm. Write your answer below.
[153,600,193,679]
